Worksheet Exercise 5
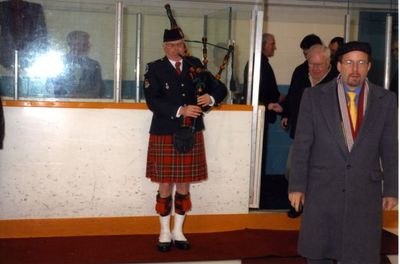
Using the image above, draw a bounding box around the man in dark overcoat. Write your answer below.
[143,28,227,252]
[0,96,4,149]
[243,33,282,182]
[288,41,398,264]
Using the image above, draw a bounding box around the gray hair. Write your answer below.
[306,44,331,62]
[67,30,90,44]
[262,33,274,45]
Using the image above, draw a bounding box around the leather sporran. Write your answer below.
[173,126,195,153]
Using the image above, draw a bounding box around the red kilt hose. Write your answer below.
[146,132,207,183]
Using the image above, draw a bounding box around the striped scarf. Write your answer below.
[337,76,369,152]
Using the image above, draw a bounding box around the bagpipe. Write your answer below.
[164,4,235,99]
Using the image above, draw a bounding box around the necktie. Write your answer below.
[347,91,357,130]
[175,61,181,75]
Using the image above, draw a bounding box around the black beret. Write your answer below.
[163,28,184,42]
[336,41,372,58]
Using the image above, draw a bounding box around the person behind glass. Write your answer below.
[288,41,398,264]
[245,33,282,184]
[0,0,48,69]
[282,44,338,218]
[50,31,105,98]
[281,34,323,134]
[143,28,227,252]
[328,36,344,67]
[244,33,283,113]
[281,34,323,111]
[243,33,282,180]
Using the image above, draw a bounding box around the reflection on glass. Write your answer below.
[0,0,48,70]
[46,31,105,98]
[212,42,242,104]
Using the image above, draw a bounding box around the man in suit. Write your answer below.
[243,33,282,184]
[280,34,325,129]
[281,44,338,142]
[143,28,227,252]
[281,34,323,110]
[288,41,398,264]
[243,33,282,120]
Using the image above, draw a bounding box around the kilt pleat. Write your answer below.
[146,132,208,183]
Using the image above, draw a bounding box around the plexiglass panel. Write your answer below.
[205,8,232,102]
[0,0,258,103]
[348,1,398,88]
[0,0,116,101]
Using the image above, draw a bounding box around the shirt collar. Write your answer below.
[344,85,362,95]
[168,58,182,65]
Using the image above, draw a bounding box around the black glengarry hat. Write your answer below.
[163,28,184,42]
[336,41,372,59]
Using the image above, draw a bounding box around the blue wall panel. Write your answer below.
[265,84,292,175]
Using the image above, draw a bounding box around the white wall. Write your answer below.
[264,5,349,85]
[0,107,252,219]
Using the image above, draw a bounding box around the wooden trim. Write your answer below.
[0,211,396,238]
[2,100,252,111]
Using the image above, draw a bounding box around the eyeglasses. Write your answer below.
[341,60,369,67]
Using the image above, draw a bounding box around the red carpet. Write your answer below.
[0,229,397,263]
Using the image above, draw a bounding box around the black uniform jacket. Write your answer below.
[143,56,227,135]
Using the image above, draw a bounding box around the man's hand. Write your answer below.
[281,117,288,130]
[179,105,202,118]
[383,197,398,210]
[267,103,283,113]
[288,192,304,212]
[197,94,212,107]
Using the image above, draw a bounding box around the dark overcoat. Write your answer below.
[288,79,398,263]
[0,96,4,149]
[143,56,227,135]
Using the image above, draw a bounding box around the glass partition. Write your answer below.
[205,8,232,102]
[0,0,258,103]
[0,1,116,101]
[124,2,233,103]
[348,1,398,88]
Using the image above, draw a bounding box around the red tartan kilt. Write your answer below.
[146,132,208,183]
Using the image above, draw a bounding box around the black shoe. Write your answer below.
[157,241,172,252]
[174,240,191,250]
[287,206,302,218]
